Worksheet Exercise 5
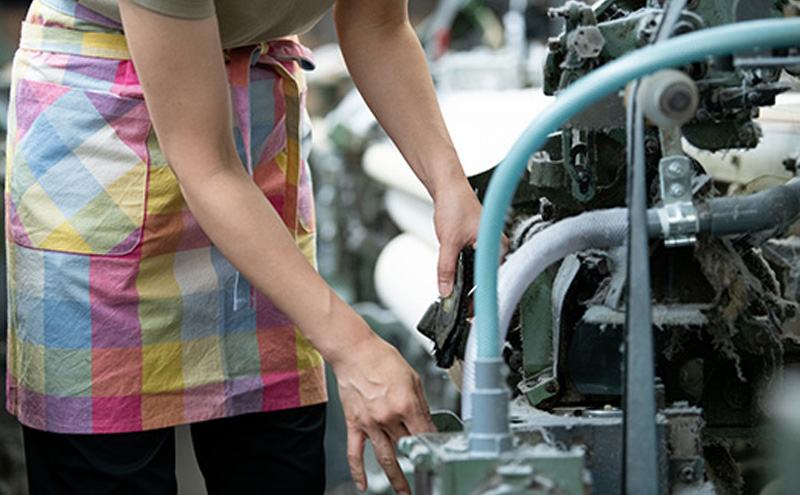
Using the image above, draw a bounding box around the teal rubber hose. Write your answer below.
[474,18,800,360]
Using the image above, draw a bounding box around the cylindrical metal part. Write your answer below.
[468,358,512,456]
[637,69,699,128]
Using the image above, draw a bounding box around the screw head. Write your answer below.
[670,183,686,197]
[667,160,687,176]
[645,137,660,153]
[680,465,696,483]
[661,84,694,114]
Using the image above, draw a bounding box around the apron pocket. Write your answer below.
[7,78,151,255]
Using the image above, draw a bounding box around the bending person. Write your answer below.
[4,0,483,494]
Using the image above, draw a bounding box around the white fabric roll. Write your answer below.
[374,233,439,348]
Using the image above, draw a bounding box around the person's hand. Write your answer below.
[433,181,483,297]
[330,331,436,495]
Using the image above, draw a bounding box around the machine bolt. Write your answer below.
[667,160,687,177]
[645,136,660,154]
[661,83,695,116]
[670,183,686,197]
[680,464,696,483]
[544,381,559,394]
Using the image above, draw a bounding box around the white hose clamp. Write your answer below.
[658,202,699,247]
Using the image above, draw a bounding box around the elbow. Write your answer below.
[157,131,241,186]
[334,0,410,47]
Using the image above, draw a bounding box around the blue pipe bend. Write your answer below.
[474,18,800,360]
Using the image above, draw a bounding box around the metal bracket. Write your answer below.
[658,155,699,247]
[519,374,560,407]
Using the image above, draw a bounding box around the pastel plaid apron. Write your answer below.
[5,0,326,433]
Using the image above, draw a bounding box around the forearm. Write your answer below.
[119,0,376,363]
[334,2,468,201]
[335,0,487,296]
[177,165,373,364]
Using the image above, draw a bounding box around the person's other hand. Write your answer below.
[331,332,435,495]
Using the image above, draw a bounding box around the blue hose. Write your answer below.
[474,18,800,359]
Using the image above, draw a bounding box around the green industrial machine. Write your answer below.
[408,1,800,494]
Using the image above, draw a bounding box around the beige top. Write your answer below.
[76,0,335,47]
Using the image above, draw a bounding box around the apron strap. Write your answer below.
[219,41,314,239]
[225,41,312,311]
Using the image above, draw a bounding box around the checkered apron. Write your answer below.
[5,0,326,433]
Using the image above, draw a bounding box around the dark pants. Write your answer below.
[22,404,326,495]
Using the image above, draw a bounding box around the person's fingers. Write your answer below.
[400,411,436,440]
[336,334,437,493]
[347,427,367,492]
[418,377,438,432]
[437,239,458,297]
[370,429,411,495]
[402,375,436,434]
[381,379,436,449]
[383,421,413,445]
[369,397,413,444]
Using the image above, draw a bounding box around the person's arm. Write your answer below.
[334,0,484,298]
[117,3,433,494]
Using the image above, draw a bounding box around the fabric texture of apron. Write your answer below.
[5,0,326,433]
